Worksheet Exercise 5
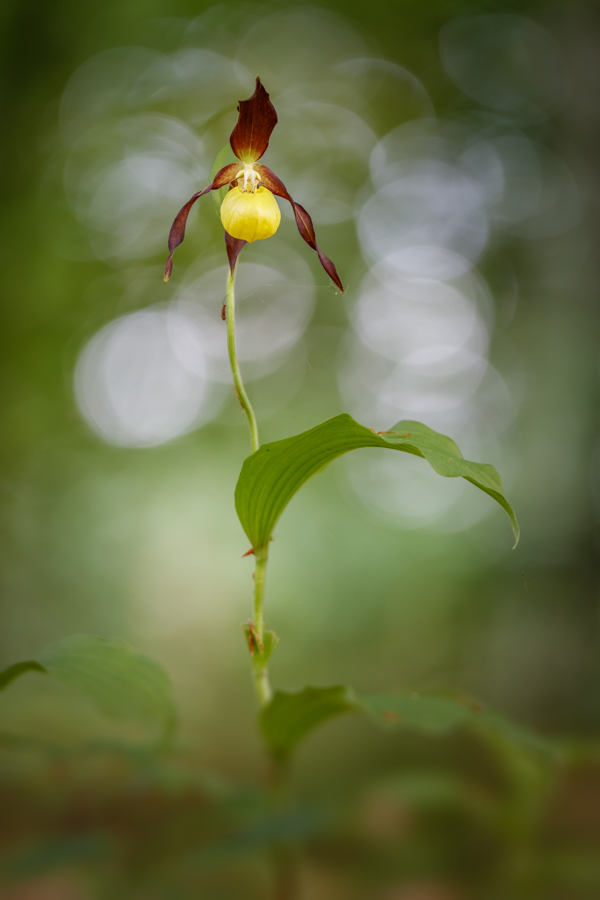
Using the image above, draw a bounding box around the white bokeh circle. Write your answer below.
[64,114,208,262]
[440,14,570,116]
[358,159,489,279]
[74,306,220,447]
[175,248,315,383]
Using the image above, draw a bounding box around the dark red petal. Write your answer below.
[164,191,202,282]
[225,230,246,273]
[254,165,344,294]
[293,202,345,294]
[209,162,241,191]
[252,165,291,202]
[230,77,278,163]
[163,163,240,282]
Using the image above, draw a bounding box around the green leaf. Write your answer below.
[235,414,519,550]
[260,686,359,758]
[0,660,46,691]
[361,692,554,756]
[37,634,177,742]
[258,685,550,764]
[475,707,556,757]
[361,692,481,735]
[209,144,237,214]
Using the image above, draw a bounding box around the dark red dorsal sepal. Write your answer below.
[230,76,278,164]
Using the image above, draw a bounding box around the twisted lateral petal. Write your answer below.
[254,165,344,294]
[230,77,278,163]
[163,163,240,282]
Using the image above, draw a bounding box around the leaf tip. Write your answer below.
[508,509,520,549]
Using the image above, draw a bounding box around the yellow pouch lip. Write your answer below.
[221,186,281,243]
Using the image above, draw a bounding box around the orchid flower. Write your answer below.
[163,77,344,293]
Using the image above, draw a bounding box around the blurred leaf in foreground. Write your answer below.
[260,686,359,758]
[363,692,555,758]
[38,635,177,742]
[362,692,479,734]
[0,635,176,743]
[260,686,553,762]
[0,661,47,691]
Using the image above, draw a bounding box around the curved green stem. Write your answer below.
[225,264,272,707]
[226,265,259,455]
[225,265,297,900]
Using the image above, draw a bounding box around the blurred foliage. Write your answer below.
[1,0,600,896]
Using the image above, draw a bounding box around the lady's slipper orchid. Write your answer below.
[164,77,344,293]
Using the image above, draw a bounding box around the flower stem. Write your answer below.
[225,264,272,707]
[252,545,272,706]
[226,265,259,455]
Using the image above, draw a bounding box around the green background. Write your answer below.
[1,0,599,897]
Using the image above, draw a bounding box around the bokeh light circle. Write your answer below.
[74,306,216,447]
[440,14,569,115]
[175,248,315,383]
[358,159,489,279]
